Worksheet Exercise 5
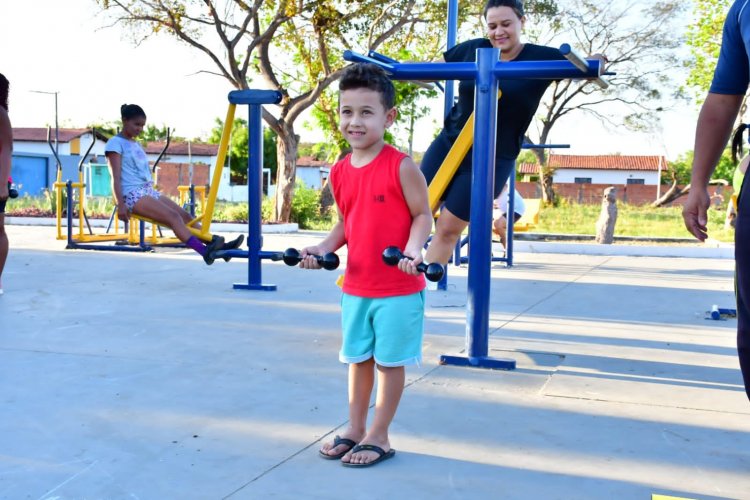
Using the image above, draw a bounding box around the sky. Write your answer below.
[1,0,701,160]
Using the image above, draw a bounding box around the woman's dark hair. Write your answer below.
[0,73,9,112]
[120,103,146,121]
[484,0,525,18]
[732,123,750,164]
[339,63,396,109]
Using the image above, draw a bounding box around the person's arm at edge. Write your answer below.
[399,156,433,274]
[0,108,12,201]
[683,92,743,241]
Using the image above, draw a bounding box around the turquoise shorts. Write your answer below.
[340,291,425,367]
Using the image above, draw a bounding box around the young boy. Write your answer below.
[298,63,433,467]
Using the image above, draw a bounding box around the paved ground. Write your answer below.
[0,225,748,500]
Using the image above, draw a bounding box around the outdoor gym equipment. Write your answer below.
[382,246,445,282]
[282,248,340,270]
[50,128,190,251]
[345,35,606,370]
[207,89,286,291]
[51,128,146,251]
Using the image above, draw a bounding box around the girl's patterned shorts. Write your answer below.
[124,182,160,212]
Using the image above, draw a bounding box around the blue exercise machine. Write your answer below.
[213,89,286,291]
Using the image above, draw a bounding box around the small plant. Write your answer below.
[45,187,67,215]
[290,182,321,229]
[262,196,274,222]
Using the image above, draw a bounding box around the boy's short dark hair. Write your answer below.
[338,63,396,110]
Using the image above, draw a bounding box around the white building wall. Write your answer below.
[77,133,108,157]
[552,169,660,185]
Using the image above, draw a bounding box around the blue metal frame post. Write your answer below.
[439,48,516,370]
[436,0,460,292]
[506,166,516,267]
[225,89,283,291]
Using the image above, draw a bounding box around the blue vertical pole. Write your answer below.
[444,0,458,116]
[234,102,277,291]
[437,0,460,291]
[440,48,515,370]
[466,48,497,360]
[506,166,516,267]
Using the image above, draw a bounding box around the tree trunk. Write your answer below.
[540,166,557,205]
[274,124,299,223]
[527,135,557,204]
[651,180,690,207]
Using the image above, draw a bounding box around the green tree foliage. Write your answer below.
[95,0,445,222]
[208,117,249,183]
[517,0,686,203]
[670,149,735,185]
[685,0,731,101]
[207,118,279,184]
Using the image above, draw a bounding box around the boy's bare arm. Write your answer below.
[316,206,346,254]
[300,205,346,270]
[399,157,433,264]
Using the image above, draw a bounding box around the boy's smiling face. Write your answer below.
[339,87,396,153]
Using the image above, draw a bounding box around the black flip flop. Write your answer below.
[341,444,395,468]
[319,435,357,460]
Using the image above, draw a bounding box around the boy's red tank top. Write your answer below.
[330,144,425,298]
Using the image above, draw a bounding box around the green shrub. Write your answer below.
[45,188,67,215]
[262,196,274,222]
[223,203,249,223]
[291,182,321,229]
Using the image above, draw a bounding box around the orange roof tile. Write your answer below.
[516,155,668,173]
[13,127,108,143]
[547,154,668,171]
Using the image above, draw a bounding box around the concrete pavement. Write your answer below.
[0,225,747,499]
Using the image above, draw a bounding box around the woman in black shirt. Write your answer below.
[423,0,595,265]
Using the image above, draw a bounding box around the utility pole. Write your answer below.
[30,90,59,157]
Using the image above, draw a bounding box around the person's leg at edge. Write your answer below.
[342,363,404,465]
[320,358,375,457]
[425,207,469,265]
[494,215,509,248]
[0,213,7,293]
[734,187,750,401]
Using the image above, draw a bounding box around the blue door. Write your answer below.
[11,155,48,196]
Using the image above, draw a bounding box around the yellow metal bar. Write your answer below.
[428,113,475,213]
[78,171,85,238]
[427,90,502,214]
[54,182,64,240]
[198,103,236,237]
